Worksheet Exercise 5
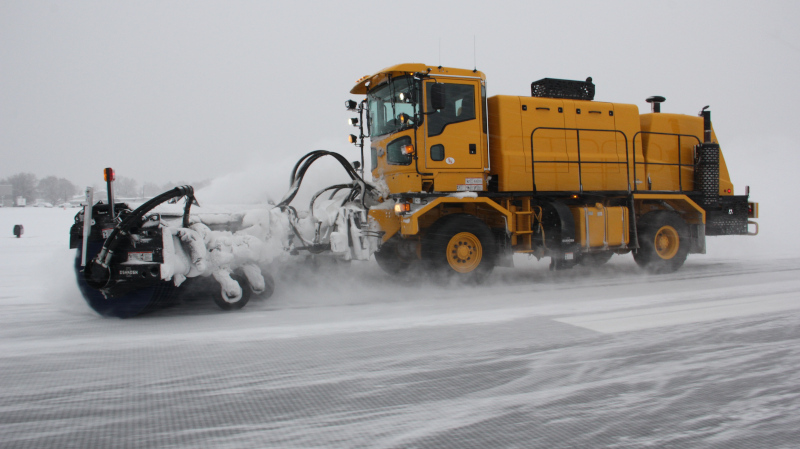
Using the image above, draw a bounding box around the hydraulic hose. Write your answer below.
[276,150,380,254]
[85,185,195,289]
[278,150,376,209]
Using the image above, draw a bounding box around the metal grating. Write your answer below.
[531,78,595,101]
[706,198,749,235]
[694,143,720,207]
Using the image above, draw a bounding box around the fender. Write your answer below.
[398,197,513,236]
[543,201,579,254]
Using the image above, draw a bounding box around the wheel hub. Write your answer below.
[654,226,679,260]
[456,244,472,260]
[446,232,483,273]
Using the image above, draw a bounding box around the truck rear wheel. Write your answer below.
[633,211,690,274]
[424,214,496,281]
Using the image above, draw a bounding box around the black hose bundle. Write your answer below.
[275,150,378,252]
[277,150,375,209]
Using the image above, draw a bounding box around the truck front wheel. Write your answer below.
[633,211,690,274]
[374,237,416,274]
[424,214,496,282]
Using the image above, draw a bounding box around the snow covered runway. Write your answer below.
[1,208,798,448]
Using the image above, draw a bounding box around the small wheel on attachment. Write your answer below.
[253,271,276,300]
[213,272,252,311]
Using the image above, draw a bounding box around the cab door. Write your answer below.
[423,80,484,171]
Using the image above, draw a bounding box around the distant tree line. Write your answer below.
[0,173,74,205]
[1,172,211,205]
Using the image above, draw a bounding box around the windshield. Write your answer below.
[367,76,420,137]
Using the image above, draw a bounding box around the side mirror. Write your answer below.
[430,83,446,111]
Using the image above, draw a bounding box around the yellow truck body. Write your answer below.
[348,64,757,277]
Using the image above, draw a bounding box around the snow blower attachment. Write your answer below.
[71,183,206,317]
[71,157,381,318]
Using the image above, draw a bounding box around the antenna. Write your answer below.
[438,37,441,68]
[473,35,477,72]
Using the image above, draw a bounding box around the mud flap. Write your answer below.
[546,201,579,270]
[689,223,706,254]
[494,229,514,268]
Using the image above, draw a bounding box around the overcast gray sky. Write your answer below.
[1,0,798,191]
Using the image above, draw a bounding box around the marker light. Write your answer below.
[349,117,359,126]
[400,144,414,155]
[394,203,411,214]
[104,167,115,182]
[345,100,358,111]
[748,202,758,218]
[398,113,411,124]
[348,134,358,144]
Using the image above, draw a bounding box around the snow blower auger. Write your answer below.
[70,155,383,318]
[70,182,194,318]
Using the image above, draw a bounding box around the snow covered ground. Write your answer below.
[1,206,799,448]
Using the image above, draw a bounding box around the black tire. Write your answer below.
[633,211,690,274]
[423,214,496,282]
[213,272,252,310]
[256,271,276,300]
[374,237,415,274]
[578,251,614,267]
[75,243,176,318]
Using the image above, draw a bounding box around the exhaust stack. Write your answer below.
[700,106,712,143]
[646,96,665,113]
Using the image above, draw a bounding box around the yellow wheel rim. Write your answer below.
[654,226,680,260]
[446,232,483,273]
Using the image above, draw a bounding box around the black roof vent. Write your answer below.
[531,77,595,101]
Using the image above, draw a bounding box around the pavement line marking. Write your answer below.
[554,292,800,334]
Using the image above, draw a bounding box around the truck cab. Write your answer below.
[351,64,489,193]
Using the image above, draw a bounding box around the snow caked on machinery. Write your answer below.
[71,63,759,317]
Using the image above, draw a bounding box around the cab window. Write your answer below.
[426,83,476,137]
[386,136,413,165]
[367,76,420,137]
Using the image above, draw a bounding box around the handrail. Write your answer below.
[530,127,630,194]
[528,128,702,194]
[631,131,701,192]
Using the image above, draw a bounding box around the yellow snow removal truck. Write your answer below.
[348,63,758,278]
